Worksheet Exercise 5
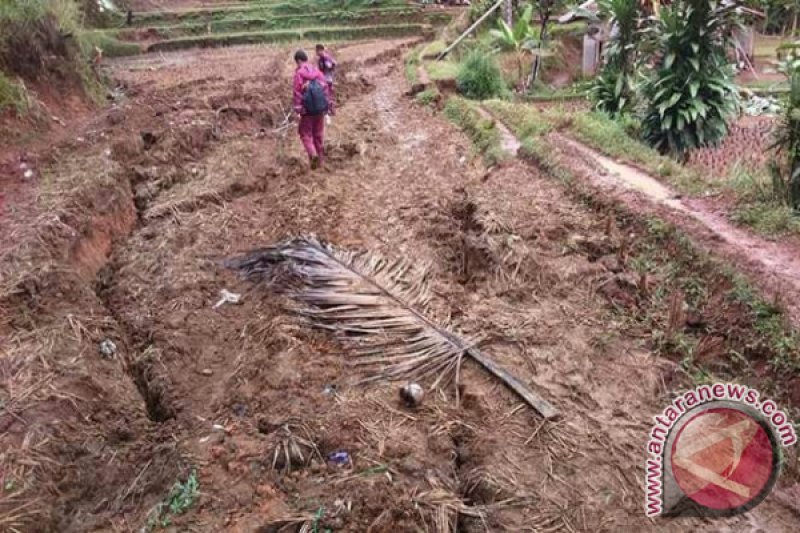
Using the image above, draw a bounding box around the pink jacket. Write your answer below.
[318,51,336,83]
[293,63,330,115]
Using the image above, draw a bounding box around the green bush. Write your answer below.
[456,49,506,100]
[640,0,740,157]
[590,0,638,116]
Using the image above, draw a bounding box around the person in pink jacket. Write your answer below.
[316,44,337,118]
[293,50,331,170]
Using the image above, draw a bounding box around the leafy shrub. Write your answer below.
[768,59,800,211]
[456,49,506,100]
[640,0,740,157]
[590,0,639,116]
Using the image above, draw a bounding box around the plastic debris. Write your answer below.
[327,451,350,465]
[322,384,336,396]
[213,289,241,309]
[99,339,117,358]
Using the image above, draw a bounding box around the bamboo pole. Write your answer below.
[436,0,506,60]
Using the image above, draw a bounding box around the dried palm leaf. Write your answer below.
[225,235,557,419]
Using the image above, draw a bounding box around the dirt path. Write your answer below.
[1,40,799,533]
[549,130,800,326]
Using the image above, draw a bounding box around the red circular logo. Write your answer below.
[670,407,775,511]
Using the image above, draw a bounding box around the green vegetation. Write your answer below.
[485,100,703,194]
[640,0,740,157]
[116,8,449,39]
[405,44,422,84]
[131,3,414,27]
[590,0,638,116]
[727,162,800,235]
[144,469,200,531]
[425,60,459,81]
[82,31,141,58]
[444,96,507,166]
[550,109,705,194]
[0,0,108,108]
[456,49,506,100]
[768,59,800,210]
[484,99,551,137]
[415,87,441,107]
[420,40,446,59]
[490,4,538,92]
[147,24,433,53]
[0,72,26,114]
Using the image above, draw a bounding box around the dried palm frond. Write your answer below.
[268,420,323,474]
[225,235,557,419]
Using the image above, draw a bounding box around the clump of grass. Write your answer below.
[456,49,506,101]
[405,44,422,85]
[143,469,200,531]
[727,163,800,235]
[81,31,141,58]
[444,96,507,166]
[484,99,551,138]
[415,87,440,107]
[731,203,800,236]
[425,60,459,81]
[420,39,446,59]
[0,72,27,114]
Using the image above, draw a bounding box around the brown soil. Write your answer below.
[1,37,799,533]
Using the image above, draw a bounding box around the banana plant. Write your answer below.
[490,4,542,92]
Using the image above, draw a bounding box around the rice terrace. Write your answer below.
[2,0,800,531]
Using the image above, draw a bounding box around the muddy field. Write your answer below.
[2,36,800,533]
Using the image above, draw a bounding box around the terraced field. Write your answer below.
[2,2,800,533]
[88,0,453,56]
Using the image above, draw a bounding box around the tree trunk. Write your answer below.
[503,0,513,26]
[530,13,550,86]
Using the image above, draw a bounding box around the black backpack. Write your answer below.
[303,79,329,116]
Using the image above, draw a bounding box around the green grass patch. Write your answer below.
[82,31,142,57]
[143,469,200,531]
[131,3,414,27]
[121,9,449,39]
[405,44,422,85]
[425,59,459,81]
[415,87,440,107]
[731,203,800,236]
[725,164,800,236]
[444,95,508,166]
[0,72,27,114]
[420,39,446,59]
[147,24,433,53]
[483,99,551,138]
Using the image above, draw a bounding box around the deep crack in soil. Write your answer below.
[1,38,799,533]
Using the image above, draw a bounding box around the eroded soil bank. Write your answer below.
[1,38,799,532]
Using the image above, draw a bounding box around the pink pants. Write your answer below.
[298,114,325,161]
